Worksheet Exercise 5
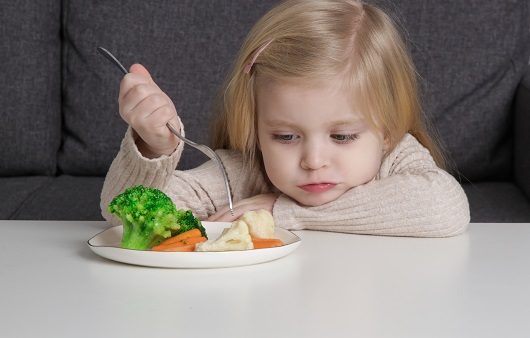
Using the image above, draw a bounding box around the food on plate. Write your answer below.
[242,209,275,239]
[195,209,284,252]
[153,236,207,252]
[152,229,207,252]
[251,237,284,249]
[107,185,206,250]
[108,191,284,253]
[195,220,254,252]
[156,228,202,246]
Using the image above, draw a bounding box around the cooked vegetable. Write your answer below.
[107,185,205,250]
[174,209,207,238]
[195,220,254,252]
[152,236,207,251]
[242,209,275,238]
[154,243,200,252]
[251,237,284,249]
[156,228,202,247]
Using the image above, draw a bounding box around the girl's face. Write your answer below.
[257,79,389,207]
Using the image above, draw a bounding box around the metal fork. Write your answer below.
[97,47,234,216]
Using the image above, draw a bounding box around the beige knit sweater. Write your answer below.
[101,127,470,237]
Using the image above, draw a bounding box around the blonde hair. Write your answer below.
[210,0,446,169]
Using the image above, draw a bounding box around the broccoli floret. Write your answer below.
[107,185,204,250]
[175,209,207,238]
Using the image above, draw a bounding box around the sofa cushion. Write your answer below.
[59,0,278,175]
[374,0,530,181]
[462,182,530,222]
[0,177,54,219]
[9,176,105,220]
[0,0,61,176]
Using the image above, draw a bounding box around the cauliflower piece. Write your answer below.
[242,209,275,239]
[195,220,254,252]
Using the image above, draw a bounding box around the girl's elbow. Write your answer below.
[432,191,470,237]
[419,180,470,237]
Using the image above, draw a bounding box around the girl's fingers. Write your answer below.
[130,93,171,120]
[129,63,151,79]
[129,63,161,89]
[116,64,181,158]
[207,194,279,222]
[119,73,151,101]
[209,204,265,222]
[207,211,239,223]
[119,84,163,121]
[130,103,178,149]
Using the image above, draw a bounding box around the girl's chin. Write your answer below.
[292,192,341,207]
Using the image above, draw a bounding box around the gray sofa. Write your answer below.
[1,0,529,222]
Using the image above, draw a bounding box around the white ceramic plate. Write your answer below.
[87,222,301,268]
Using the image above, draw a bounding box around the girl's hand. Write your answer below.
[119,64,180,158]
[207,194,279,222]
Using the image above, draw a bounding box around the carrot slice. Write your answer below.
[152,236,207,251]
[251,238,284,249]
[158,228,202,246]
[152,243,196,252]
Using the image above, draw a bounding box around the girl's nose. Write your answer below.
[300,142,330,170]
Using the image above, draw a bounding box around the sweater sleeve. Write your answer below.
[100,126,271,226]
[271,134,470,237]
[164,149,271,220]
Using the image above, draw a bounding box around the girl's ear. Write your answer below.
[383,133,391,151]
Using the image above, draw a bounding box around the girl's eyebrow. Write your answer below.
[332,119,365,127]
[263,118,366,128]
[262,118,291,127]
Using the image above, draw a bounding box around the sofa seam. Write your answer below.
[9,177,56,220]
[58,0,69,175]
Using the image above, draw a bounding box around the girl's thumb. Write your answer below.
[129,63,154,83]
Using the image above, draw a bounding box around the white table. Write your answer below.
[1,221,529,338]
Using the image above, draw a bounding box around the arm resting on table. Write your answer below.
[272,134,470,238]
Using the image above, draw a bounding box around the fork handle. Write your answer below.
[166,123,234,216]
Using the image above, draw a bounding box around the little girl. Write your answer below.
[101,0,469,237]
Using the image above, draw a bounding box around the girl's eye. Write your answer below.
[272,134,298,143]
[331,134,359,143]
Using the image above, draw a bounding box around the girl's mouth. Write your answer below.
[298,183,337,193]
